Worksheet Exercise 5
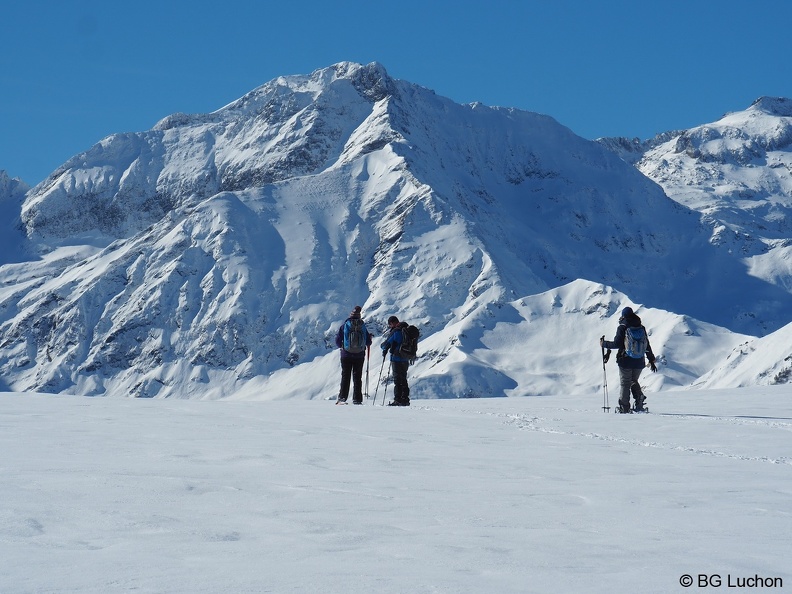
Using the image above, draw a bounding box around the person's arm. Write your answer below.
[645,330,657,371]
[602,325,624,351]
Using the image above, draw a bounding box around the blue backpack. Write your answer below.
[624,326,647,358]
[344,318,367,354]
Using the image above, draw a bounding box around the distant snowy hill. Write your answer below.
[692,320,792,389]
[1,63,791,398]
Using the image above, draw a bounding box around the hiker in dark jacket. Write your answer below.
[335,305,372,404]
[381,315,410,406]
[601,306,657,413]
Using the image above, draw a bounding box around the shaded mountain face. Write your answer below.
[1,63,790,398]
[0,171,31,265]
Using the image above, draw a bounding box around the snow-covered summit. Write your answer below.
[2,64,792,398]
[21,62,400,245]
[749,96,792,118]
[671,96,792,164]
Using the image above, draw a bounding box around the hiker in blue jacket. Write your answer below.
[601,307,657,413]
[381,315,410,406]
[335,305,372,404]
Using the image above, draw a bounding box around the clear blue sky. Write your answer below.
[2,0,791,186]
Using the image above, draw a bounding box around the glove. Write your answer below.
[603,350,610,364]
[382,349,387,358]
[649,360,657,372]
[599,336,605,347]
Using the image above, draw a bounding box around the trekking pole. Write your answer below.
[600,336,611,413]
[381,362,392,406]
[372,355,387,406]
[365,345,370,400]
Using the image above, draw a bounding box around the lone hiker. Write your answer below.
[601,306,657,413]
[335,305,372,404]
[381,315,410,406]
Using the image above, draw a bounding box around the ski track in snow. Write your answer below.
[412,405,792,467]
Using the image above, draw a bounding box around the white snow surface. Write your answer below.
[1,387,789,593]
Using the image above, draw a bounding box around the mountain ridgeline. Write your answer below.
[1,62,791,398]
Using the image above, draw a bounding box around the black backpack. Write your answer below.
[398,323,420,363]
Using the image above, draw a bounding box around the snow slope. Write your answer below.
[693,319,792,389]
[1,388,789,593]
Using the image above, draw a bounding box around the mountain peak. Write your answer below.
[748,96,792,117]
[153,62,395,132]
[220,61,395,114]
[0,170,29,198]
[335,61,395,102]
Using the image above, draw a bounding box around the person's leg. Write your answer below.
[391,361,410,405]
[338,358,353,402]
[618,367,633,412]
[630,368,645,410]
[351,358,365,404]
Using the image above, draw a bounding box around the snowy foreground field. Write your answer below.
[1,387,790,594]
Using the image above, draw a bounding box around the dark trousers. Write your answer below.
[618,367,645,409]
[391,360,410,403]
[339,357,365,402]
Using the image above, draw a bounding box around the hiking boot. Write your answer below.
[387,399,410,407]
[617,403,632,414]
[336,397,347,405]
[352,399,363,405]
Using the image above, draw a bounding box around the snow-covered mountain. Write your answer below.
[599,97,792,394]
[634,97,792,291]
[1,63,791,398]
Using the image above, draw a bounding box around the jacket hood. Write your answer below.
[620,312,642,327]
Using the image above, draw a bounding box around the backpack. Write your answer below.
[624,326,647,359]
[399,324,420,363]
[344,318,367,354]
